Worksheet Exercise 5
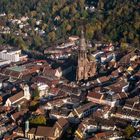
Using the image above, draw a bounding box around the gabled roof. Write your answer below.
[97,76,110,83]
[28,128,36,134]
[43,66,56,77]
[75,102,96,115]
[9,91,24,103]
[55,117,68,129]
[95,131,117,139]
[11,109,28,120]
[112,92,128,100]
[35,126,52,137]
[87,92,103,100]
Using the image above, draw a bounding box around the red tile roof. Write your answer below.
[87,92,103,100]
[98,76,110,83]
[35,126,52,137]
[9,91,24,103]
[55,117,68,129]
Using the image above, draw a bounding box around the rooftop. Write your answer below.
[8,66,25,72]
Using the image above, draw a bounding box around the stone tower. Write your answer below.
[25,120,29,137]
[23,84,31,100]
[76,30,88,81]
[25,120,29,132]
[76,30,97,81]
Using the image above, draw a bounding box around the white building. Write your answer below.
[37,83,49,97]
[0,59,11,66]
[0,49,27,62]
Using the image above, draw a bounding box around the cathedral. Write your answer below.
[76,31,97,81]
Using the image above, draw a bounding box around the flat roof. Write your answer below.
[8,66,26,72]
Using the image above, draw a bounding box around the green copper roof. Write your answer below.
[8,66,25,72]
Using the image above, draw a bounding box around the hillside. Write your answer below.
[0,0,139,50]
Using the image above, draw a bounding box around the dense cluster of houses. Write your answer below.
[44,36,79,60]
[0,14,45,38]
[0,42,139,140]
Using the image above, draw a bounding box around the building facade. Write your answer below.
[0,49,27,62]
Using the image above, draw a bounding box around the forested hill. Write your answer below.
[0,0,139,49]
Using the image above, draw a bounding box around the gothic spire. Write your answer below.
[80,30,86,51]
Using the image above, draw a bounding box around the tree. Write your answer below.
[78,0,84,11]
[133,37,139,48]
[66,24,72,32]
[29,100,39,111]
[98,0,104,10]
[128,32,134,40]
[70,5,77,15]
[30,11,37,17]
[85,24,95,40]
[120,42,129,51]
[61,6,69,17]
[16,37,28,50]
[81,10,88,19]
[42,23,48,30]
[48,31,56,42]
[124,125,135,138]
[0,37,5,45]
[33,35,44,48]
[33,87,40,99]
[30,115,46,125]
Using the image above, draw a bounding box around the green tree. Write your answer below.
[128,32,134,40]
[48,31,56,42]
[120,42,129,51]
[81,10,88,19]
[29,100,39,111]
[85,24,95,40]
[0,37,5,45]
[33,87,40,99]
[33,35,44,48]
[78,0,84,11]
[61,6,69,17]
[16,37,28,50]
[70,5,77,15]
[124,125,135,139]
[30,115,46,125]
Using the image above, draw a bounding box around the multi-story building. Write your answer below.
[0,49,27,62]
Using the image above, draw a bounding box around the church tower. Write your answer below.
[76,30,88,81]
[23,84,31,100]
